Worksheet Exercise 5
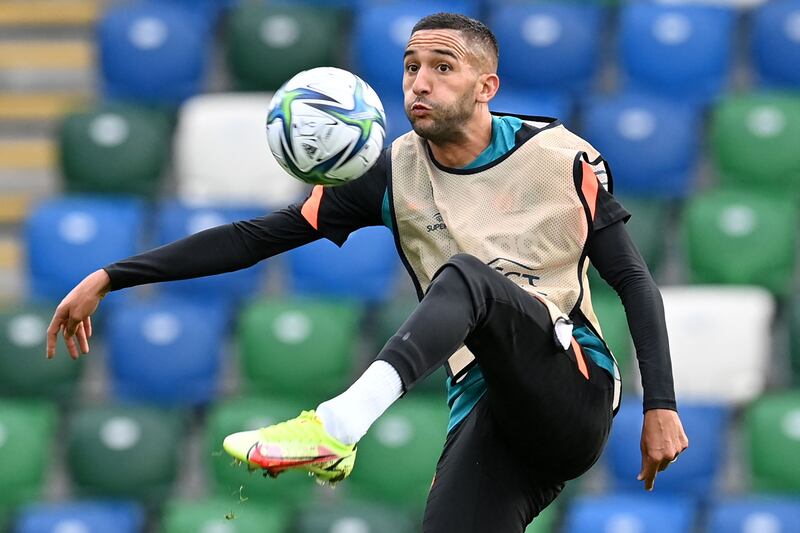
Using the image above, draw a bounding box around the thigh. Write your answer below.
[451,258,615,479]
[423,397,563,533]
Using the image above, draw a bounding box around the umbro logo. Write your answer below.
[427,212,447,232]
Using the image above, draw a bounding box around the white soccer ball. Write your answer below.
[266,67,387,186]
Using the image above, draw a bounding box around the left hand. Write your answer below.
[637,408,689,491]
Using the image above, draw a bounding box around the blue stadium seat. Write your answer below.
[604,401,729,497]
[582,92,700,198]
[619,3,734,105]
[353,2,480,98]
[490,3,602,95]
[490,89,571,123]
[98,2,210,106]
[382,90,412,144]
[150,0,222,30]
[154,201,268,304]
[753,0,800,88]
[287,226,400,302]
[564,494,697,533]
[25,196,144,302]
[707,497,800,532]
[14,501,144,533]
[106,297,225,406]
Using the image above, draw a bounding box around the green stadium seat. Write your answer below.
[589,290,632,381]
[349,397,448,508]
[59,103,171,197]
[66,405,182,501]
[0,400,56,511]
[373,297,446,397]
[617,197,670,275]
[791,296,800,384]
[237,298,362,402]
[525,501,560,533]
[225,3,343,91]
[682,189,797,296]
[745,391,800,492]
[0,304,83,399]
[161,497,290,533]
[711,93,800,200]
[295,499,416,533]
[205,395,315,503]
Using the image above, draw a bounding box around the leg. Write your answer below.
[423,397,563,533]
[378,253,614,480]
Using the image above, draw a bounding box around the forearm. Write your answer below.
[589,221,676,412]
[104,206,320,291]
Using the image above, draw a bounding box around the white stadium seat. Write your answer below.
[174,93,307,208]
[633,285,775,406]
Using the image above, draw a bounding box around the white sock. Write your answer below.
[316,360,404,445]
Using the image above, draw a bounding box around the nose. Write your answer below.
[411,68,431,96]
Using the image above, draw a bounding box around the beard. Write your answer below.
[405,90,475,144]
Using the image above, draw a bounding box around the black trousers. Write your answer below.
[377,253,615,533]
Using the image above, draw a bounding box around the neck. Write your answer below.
[427,110,493,168]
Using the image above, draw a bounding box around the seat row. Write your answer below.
[57,89,800,207]
[2,392,800,532]
[95,1,800,108]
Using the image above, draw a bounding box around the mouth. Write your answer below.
[409,102,432,117]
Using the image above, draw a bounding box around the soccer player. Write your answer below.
[48,13,688,532]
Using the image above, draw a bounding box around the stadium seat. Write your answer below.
[174,93,307,207]
[710,93,800,200]
[161,497,289,533]
[106,297,226,406]
[349,397,448,507]
[205,395,315,503]
[59,103,171,198]
[225,3,343,91]
[14,501,144,533]
[707,496,800,532]
[489,3,602,95]
[753,0,800,88]
[67,405,182,501]
[295,499,416,533]
[0,304,83,399]
[681,189,798,295]
[791,295,800,383]
[525,502,559,533]
[619,3,734,104]
[582,93,700,199]
[286,226,400,302]
[98,2,210,105]
[563,494,697,533]
[589,289,632,381]
[353,1,480,98]
[746,391,800,492]
[237,297,361,401]
[617,197,670,275]
[605,400,729,496]
[373,297,447,396]
[25,196,144,302]
[154,201,269,303]
[655,286,774,406]
[0,400,56,510]
[489,89,571,123]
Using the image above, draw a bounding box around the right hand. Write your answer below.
[46,269,111,359]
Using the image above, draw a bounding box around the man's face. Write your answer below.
[403,29,481,143]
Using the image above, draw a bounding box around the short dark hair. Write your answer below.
[411,12,499,68]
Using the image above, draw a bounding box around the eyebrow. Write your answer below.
[403,48,459,61]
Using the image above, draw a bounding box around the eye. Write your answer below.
[405,63,419,73]
[436,63,451,72]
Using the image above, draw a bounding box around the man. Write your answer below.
[48,13,687,532]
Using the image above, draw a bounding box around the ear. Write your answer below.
[475,73,500,104]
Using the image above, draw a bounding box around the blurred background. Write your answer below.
[0,0,799,531]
